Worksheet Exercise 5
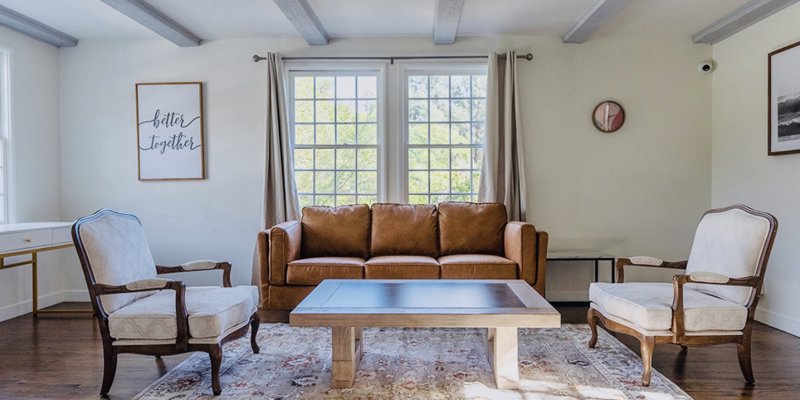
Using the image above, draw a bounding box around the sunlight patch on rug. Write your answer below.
[132,324,691,400]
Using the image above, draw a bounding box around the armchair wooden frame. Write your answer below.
[587,205,778,386]
[72,209,260,397]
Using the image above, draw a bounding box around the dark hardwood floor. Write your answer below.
[0,302,798,399]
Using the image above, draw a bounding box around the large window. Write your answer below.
[287,63,486,207]
[405,72,486,204]
[289,71,381,208]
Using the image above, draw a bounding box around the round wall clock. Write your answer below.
[592,100,625,133]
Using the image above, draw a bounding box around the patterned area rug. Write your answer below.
[133,324,691,399]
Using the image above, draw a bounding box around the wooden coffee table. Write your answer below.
[290,279,561,390]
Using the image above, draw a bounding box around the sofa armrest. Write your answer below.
[265,220,302,286]
[504,221,536,285]
[534,230,548,296]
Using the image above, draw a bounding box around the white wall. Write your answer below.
[711,3,800,335]
[0,26,66,320]
[57,35,713,299]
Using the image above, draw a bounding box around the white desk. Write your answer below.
[0,222,88,315]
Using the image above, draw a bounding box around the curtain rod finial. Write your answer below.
[524,53,533,61]
[253,54,265,63]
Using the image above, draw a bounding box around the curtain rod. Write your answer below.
[252,53,533,64]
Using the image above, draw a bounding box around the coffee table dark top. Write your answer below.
[290,279,561,328]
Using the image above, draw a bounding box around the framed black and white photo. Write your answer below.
[136,82,205,180]
[769,40,800,156]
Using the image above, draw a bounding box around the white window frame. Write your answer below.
[284,60,487,206]
[0,49,10,224]
[396,62,488,203]
[285,61,389,205]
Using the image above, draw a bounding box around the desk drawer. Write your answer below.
[0,230,53,253]
[52,227,72,245]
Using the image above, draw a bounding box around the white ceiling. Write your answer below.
[0,0,752,42]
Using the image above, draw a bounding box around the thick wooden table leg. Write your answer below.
[331,327,363,389]
[487,327,520,390]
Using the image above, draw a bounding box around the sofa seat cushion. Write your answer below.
[108,286,258,340]
[438,202,507,256]
[589,282,748,332]
[301,205,371,258]
[286,257,365,285]
[438,254,517,279]
[370,204,439,257]
[365,255,440,279]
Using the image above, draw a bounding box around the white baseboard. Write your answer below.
[755,307,800,337]
[0,289,89,322]
[546,290,589,302]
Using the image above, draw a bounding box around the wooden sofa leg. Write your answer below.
[209,344,223,395]
[587,308,599,348]
[640,336,655,386]
[738,335,755,385]
[250,312,261,354]
[100,346,118,398]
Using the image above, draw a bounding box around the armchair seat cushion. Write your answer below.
[438,254,517,279]
[286,257,365,285]
[108,286,258,340]
[589,282,747,332]
[365,255,439,279]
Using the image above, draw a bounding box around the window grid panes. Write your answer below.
[291,72,379,208]
[407,73,487,205]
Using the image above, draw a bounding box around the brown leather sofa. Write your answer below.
[257,202,548,321]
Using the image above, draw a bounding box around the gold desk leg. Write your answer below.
[32,252,38,316]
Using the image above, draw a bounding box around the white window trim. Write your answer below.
[0,49,11,224]
[285,61,389,204]
[395,61,488,202]
[284,60,487,205]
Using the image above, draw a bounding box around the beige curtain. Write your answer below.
[478,51,528,221]
[252,52,301,285]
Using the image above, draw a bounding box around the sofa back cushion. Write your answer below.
[370,203,438,257]
[301,205,371,258]
[438,202,507,256]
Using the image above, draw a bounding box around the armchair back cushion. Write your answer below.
[438,202,507,256]
[686,208,771,305]
[76,212,157,313]
[301,204,371,258]
[370,203,438,257]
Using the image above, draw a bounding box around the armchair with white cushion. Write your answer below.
[72,209,260,397]
[587,205,778,386]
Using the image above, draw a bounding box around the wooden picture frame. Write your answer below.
[135,82,205,180]
[768,40,800,156]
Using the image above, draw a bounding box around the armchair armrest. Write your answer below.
[94,278,190,351]
[156,260,232,287]
[616,257,688,283]
[670,273,758,341]
[265,220,302,286]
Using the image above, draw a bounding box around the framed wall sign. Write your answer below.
[136,82,205,180]
[769,40,800,156]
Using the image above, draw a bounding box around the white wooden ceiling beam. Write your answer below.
[692,0,800,44]
[0,5,77,47]
[274,0,329,45]
[100,0,201,47]
[433,0,464,45]
[562,0,630,44]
